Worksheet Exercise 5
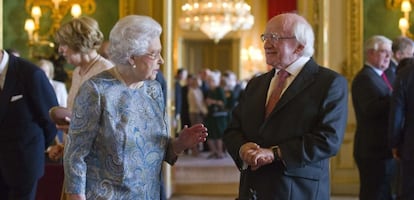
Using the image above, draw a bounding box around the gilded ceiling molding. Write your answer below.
[343,0,363,83]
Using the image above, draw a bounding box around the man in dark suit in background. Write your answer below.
[352,35,395,200]
[223,13,348,200]
[174,68,189,131]
[386,36,414,84]
[0,50,58,199]
[155,69,167,200]
[389,62,414,200]
[385,35,414,200]
[156,69,167,105]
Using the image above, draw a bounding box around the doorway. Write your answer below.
[181,39,240,75]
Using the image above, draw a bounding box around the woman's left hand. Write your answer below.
[174,124,208,154]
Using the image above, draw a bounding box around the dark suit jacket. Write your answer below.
[180,85,191,126]
[174,80,183,117]
[386,60,397,84]
[389,66,414,160]
[0,54,58,187]
[223,59,348,200]
[155,71,167,105]
[352,65,393,159]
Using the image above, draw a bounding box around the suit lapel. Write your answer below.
[271,59,318,115]
[364,65,391,95]
[260,69,276,113]
[0,56,18,123]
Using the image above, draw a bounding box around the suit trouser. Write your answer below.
[391,159,401,199]
[0,176,38,200]
[355,156,395,200]
[400,160,414,200]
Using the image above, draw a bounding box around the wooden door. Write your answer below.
[181,39,240,75]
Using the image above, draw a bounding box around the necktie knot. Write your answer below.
[278,69,289,79]
[381,72,393,91]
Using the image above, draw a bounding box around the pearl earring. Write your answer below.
[132,64,136,69]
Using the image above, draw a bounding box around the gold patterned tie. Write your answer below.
[265,69,290,118]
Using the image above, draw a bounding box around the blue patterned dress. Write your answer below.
[64,69,176,199]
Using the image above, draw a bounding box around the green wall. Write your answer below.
[364,0,408,42]
[3,0,119,59]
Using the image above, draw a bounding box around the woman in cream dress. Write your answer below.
[47,16,113,161]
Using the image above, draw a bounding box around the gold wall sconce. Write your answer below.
[24,0,96,57]
[387,0,414,37]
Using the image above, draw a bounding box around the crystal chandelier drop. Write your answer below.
[179,0,254,43]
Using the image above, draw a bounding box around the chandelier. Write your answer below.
[24,0,96,51]
[179,0,254,43]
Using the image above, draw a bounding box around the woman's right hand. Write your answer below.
[174,124,208,154]
[47,144,64,160]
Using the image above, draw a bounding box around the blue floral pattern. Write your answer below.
[64,70,169,199]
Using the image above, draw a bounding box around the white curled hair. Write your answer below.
[108,15,162,65]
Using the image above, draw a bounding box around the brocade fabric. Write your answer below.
[64,70,170,199]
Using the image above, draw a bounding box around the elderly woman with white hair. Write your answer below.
[63,15,208,200]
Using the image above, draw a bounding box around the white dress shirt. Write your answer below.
[0,50,10,89]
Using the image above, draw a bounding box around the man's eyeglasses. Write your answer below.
[374,49,393,56]
[260,33,296,42]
